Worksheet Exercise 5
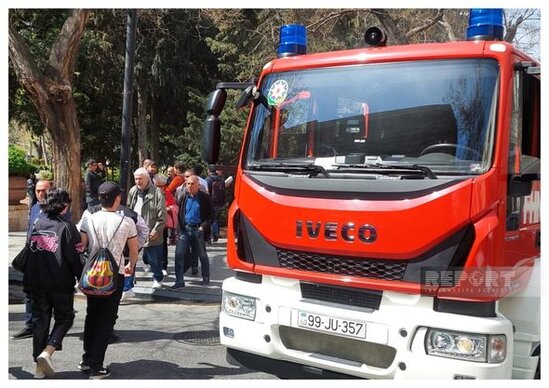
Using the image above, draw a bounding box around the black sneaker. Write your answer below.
[202,277,210,286]
[170,283,185,290]
[89,367,111,380]
[12,326,33,340]
[78,361,90,373]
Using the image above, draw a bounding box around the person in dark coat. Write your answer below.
[23,189,84,378]
[171,175,213,289]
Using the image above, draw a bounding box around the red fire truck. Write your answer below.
[203,9,540,379]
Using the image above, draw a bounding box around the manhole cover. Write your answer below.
[174,330,220,345]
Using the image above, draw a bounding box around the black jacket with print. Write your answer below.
[23,214,84,293]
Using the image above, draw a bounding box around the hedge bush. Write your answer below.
[8,145,36,177]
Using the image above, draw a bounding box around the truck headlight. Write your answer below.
[222,291,256,320]
[425,329,506,363]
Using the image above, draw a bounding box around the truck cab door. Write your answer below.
[504,61,540,264]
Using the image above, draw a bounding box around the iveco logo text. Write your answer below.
[296,220,377,243]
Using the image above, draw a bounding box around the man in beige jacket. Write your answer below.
[127,167,166,288]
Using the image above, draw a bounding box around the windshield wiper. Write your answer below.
[335,163,437,179]
[249,161,331,178]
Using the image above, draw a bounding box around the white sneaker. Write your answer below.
[120,289,135,301]
[34,363,45,379]
[162,269,168,276]
[152,280,163,289]
[37,351,54,377]
[142,264,151,272]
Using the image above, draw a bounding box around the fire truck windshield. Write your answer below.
[245,59,499,176]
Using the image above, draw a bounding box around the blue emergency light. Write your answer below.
[277,24,307,57]
[466,9,504,41]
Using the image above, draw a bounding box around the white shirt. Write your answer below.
[79,210,137,275]
[78,209,148,251]
[134,195,144,217]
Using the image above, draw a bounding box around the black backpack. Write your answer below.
[210,176,226,205]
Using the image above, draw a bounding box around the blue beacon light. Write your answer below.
[277,24,307,57]
[466,9,504,41]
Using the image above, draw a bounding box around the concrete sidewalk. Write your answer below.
[8,231,231,304]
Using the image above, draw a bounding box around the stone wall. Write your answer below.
[8,204,29,232]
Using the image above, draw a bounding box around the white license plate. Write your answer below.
[297,311,366,339]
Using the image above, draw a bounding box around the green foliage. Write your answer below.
[8,145,36,177]
[9,8,540,180]
[37,169,53,180]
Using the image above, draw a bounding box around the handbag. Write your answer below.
[79,215,123,297]
[11,245,30,273]
[11,218,39,273]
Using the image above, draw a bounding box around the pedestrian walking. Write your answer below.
[206,166,227,243]
[23,189,83,378]
[78,182,139,379]
[84,159,102,208]
[153,174,177,276]
[127,167,166,288]
[172,175,213,289]
[12,180,52,341]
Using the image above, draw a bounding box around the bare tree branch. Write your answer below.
[307,9,358,32]
[405,9,444,39]
[438,12,457,42]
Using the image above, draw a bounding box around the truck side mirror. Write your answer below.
[235,85,254,110]
[204,89,227,116]
[202,89,227,164]
[508,156,539,197]
[202,116,221,164]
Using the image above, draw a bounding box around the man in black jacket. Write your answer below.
[84,159,102,209]
[172,175,213,289]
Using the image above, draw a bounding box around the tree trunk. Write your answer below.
[137,85,148,164]
[48,98,82,217]
[150,99,160,163]
[8,10,90,220]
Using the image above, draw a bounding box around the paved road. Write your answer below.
[7,231,277,380]
[8,231,230,303]
[8,297,277,380]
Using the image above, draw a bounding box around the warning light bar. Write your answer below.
[277,24,307,58]
[467,9,504,41]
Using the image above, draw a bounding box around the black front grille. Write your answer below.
[278,248,407,281]
[301,282,382,310]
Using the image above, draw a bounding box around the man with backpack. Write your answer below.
[78,182,138,379]
[206,166,226,243]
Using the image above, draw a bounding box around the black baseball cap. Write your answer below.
[98,181,121,202]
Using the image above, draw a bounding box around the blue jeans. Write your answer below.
[211,206,222,239]
[174,226,210,285]
[143,244,164,282]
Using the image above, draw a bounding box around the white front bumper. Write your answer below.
[219,275,514,379]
